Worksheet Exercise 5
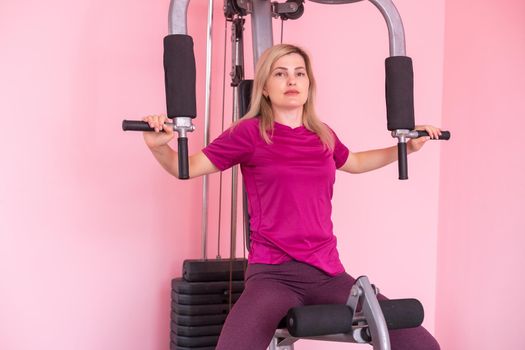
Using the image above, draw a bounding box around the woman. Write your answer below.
[144,44,441,350]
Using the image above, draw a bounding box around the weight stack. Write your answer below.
[170,259,247,350]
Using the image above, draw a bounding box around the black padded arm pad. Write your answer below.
[385,56,415,131]
[164,34,196,119]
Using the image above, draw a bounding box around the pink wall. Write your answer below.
[1,1,445,349]
[436,0,525,349]
[0,1,207,349]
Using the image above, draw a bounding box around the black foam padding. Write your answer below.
[171,335,219,347]
[182,258,247,282]
[239,80,253,117]
[171,312,228,327]
[122,120,155,131]
[385,56,415,131]
[172,291,242,305]
[171,278,244,294]
[170,344,216,350]
[172,302,232,316]
[164,35,196,119]
[171,322,223,337]
[379,298,424,330]
[287,304,353,337]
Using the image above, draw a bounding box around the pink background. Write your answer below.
[436,0,525,349]
[0,1,523,350]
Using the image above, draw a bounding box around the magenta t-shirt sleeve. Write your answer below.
[202,119,256,171]
[332,130,350,168]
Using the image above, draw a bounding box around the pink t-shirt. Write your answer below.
[202,117,350,276]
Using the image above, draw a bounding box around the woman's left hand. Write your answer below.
[408,125,442,153]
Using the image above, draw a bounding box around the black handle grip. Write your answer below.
[122,120,176,133]
[398,142,408,180]
[122,120,189,179]
[415,130,451,140]
[122,120,155,132]
[178,137,189,180]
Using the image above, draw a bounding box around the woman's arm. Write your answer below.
[148,146,218,179]
[339,146,397,174]
[143,115,219,179]
[338,125,442,174]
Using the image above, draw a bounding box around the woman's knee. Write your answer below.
[216,282,301,350]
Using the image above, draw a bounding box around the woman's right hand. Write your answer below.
[142,115,175,149]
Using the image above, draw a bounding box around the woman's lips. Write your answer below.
[285,90,299,95]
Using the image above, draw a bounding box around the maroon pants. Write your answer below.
[216,261,440,350]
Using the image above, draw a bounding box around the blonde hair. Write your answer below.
[237,44,334,149]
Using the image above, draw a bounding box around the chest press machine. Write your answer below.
[122,1,450,349]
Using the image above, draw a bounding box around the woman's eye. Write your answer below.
[275,72,284,77]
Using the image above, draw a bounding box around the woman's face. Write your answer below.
[263,53,310,112]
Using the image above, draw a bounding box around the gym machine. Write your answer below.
[122,1,450,349]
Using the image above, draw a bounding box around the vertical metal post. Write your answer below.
[250,0,274,66]
[201,0,215,259]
